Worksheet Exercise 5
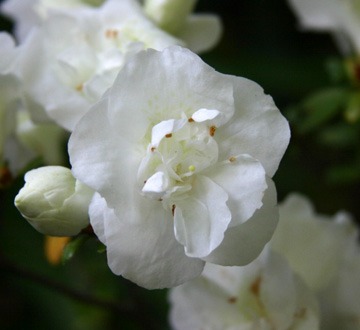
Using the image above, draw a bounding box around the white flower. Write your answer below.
[169,250,320,330]
[18,0,183,131]
[144,0,222,53]
[0,32,67,176]
[1,0,105,41]
[271,194,360,329]
[69,46,290,288]
[15,166,94,236]
[287,0,360,54]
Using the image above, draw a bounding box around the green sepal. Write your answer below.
[61,234,89,265]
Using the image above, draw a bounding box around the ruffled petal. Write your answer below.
[216,76,290,177]
[206,154,268,227]
[174,175,231,258]
[203,178,278,266]
[96,193,205,289]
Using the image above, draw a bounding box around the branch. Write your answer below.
[0,257,151,325]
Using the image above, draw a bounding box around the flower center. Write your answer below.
[137,109,224,207]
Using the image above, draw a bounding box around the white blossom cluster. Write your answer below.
[4,0,290,288]
[170,194,360,329]
[1,0,358,328]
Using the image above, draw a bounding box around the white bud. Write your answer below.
[144,0,197,34]
[15,166,94,236]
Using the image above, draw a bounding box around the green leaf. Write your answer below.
[318,123,358,148]
[326,164,360,184]
[325,57,348,84]
[61,234,89,265]
[298,88,349,134]
[344,92,360,123]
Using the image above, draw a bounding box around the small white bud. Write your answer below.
[15,166,94,236]
[144,0,197,34]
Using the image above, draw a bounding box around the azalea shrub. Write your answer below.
[0,0,360,329]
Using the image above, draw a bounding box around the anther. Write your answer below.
[158,198,163,202]
[151,147,156,152]
[105,29,118,39]
[172,204,176,216]
[189,165,196,172]
[209,126,216,136]
[76,84,83,91]
[228,297,237,304]
[250,276,262,296]
[188,118,194,122]
[229,157,236,162]
[165,133,172,138]
[144,180,147,184]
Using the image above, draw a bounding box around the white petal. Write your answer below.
[287,0,342,31]
[70,96,142,217]
[191,108,221,122]
[178,14,222,53]
[271,193,356,291]
[107,46,235,134]
[216,76,290,177]
[169,276,247,330]
[151,118,187,147]
[206,154,268,227]
[142,171,168,199]
[291,274,320,330]
[204,178,278,266]
[98,195,204,289]
[260,251,297,329]
[88,192,107,245]
[174,175,231,258]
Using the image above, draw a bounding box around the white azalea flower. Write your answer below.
[144,0,222,53]
[271,194,360,329]
[69,46,290,288]
[15,166,94,236]
[169,250,320,330]
[287,0,360,54]
[17,0,183,131]
[1,0,105,41]
[0,32,67,176]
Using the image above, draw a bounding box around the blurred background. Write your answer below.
[1,0,359,329]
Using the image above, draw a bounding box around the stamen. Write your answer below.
[250,276,262,296]
[165,133,172,138]
[105,29,118,39]
[151,147,156,152]
[228,297,237,304]
[158,198,163,202]
[229,157,236,162]
[209,126,216,136]
[144,180,147,184]
[172,204,176,216]
[76,84,83,91]
[189,165,196,172]
[188,118,194,122]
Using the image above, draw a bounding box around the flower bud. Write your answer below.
[15,166,94,236]
[144,0,197,34]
